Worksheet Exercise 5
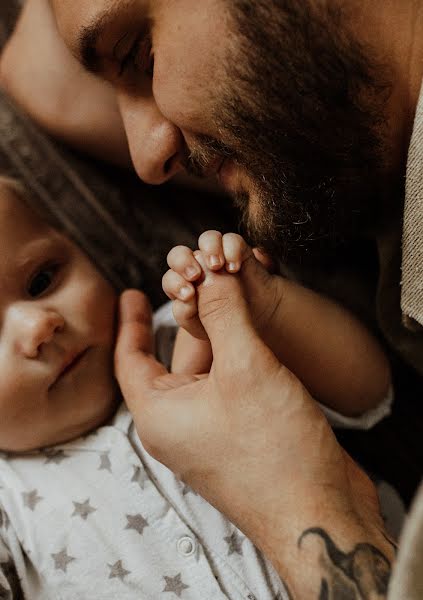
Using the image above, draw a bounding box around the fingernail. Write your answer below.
[179,286,192,300]
[209,255,222,268]
[185,266,199,279]
[227,262,239,272]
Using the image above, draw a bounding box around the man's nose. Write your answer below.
[117,92,185,185]
[10,305,65,358]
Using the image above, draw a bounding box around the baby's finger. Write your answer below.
[162,270,195,301]
[167,245,202,281]
[198,230,224,270]
[253,248,275,273]
[172,299,207,340]
[222,233,252,272]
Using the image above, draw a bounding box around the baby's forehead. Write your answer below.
[0,183,60,248]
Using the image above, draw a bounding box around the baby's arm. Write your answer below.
[163,231,391,417]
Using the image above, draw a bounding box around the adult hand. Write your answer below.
[115,266,394,597]
[0,0,130,166]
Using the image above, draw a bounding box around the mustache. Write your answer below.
[182,135,237,178]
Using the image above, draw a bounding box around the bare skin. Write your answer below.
[115,273,396,599]
[163,231,391,416]
[1,0,422,185]
[0,0,130,166]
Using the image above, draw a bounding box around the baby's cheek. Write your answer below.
[73,277,118,342]
[0,377,23,432]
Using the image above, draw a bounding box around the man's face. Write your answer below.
[0,185,118,451]
[52,0,392,263]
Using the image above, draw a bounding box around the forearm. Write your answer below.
[262,276,391,415]
[226,460,396,599]
[0,0,130,166]
[258,504,394,599]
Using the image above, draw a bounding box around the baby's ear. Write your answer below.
[252,248,275,273]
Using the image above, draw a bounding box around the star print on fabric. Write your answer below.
[224,531,244,556]
[125,513,149,536]
[72,499,96,521]
[98,452,112,472]
[247,594,257,600]
[130,465,148,489]
[163,573,190,597]
[51,549,76,573]
[108,560,131,581]
[22,489,43,511]
[43,449,69,465]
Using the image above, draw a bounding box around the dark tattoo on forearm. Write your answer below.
[297,527,391,599]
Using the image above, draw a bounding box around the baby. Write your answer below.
[0,178,395,599]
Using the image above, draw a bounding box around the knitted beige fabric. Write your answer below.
[402,81,423,327]
[388,483,423,600]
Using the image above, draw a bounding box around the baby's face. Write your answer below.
[0,186,118,451]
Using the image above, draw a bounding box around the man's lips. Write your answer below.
[49,348,89,389]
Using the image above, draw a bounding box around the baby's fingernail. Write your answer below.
[185,266,199,279]
[179,286,192,300]
[209,255,222,268]
[227,262,240,272]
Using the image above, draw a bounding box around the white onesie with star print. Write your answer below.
[0,303,401,600]
[0,402,288,600]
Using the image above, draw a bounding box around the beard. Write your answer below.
[189,0,393,265]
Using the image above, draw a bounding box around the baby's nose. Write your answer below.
[15,307,65,358]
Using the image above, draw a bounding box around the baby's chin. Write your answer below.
[0,394,120,454]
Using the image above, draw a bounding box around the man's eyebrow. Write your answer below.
[77,9,114,74]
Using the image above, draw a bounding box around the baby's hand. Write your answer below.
[163,231,255,341]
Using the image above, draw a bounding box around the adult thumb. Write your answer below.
[195,259,267,370]
[114,289,167,409]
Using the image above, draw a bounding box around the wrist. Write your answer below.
[230,467,395,599]
[273,508,394,599]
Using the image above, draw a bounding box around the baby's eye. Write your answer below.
[27,264,60,298]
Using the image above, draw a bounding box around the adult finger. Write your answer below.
[114,289,167,408]
[195,255,277,372]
